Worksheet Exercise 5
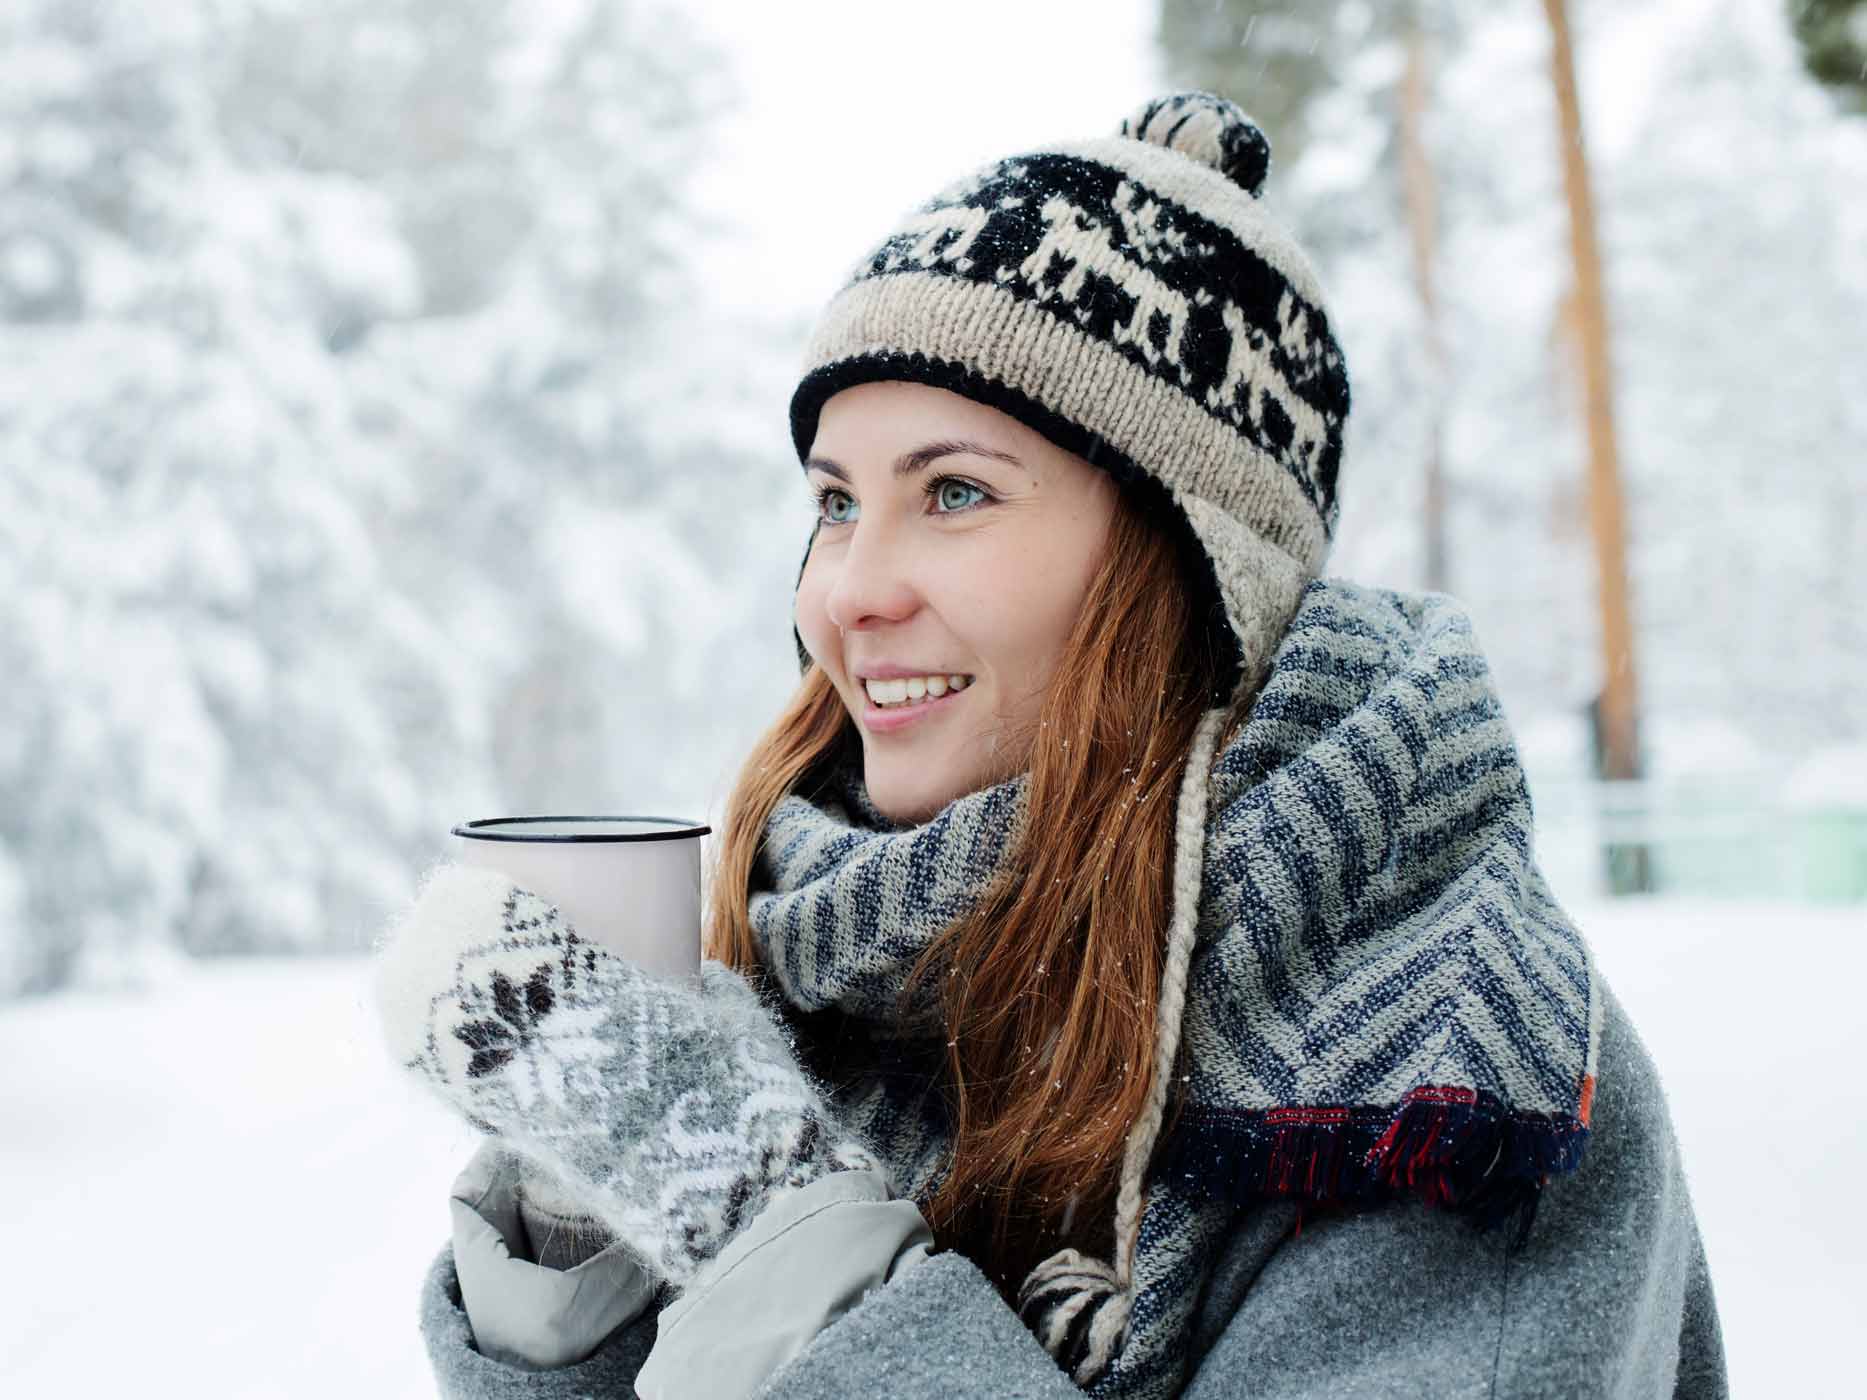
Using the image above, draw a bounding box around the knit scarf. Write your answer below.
[747,577,1600,1399]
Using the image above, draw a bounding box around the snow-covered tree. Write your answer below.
[1154,0,1867,781]
[0,0,795,995]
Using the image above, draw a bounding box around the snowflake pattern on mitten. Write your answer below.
[373,863,881,1287]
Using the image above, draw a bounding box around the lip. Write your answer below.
[860,683,968,734]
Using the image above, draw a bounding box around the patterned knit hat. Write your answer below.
[782,92,1353,1385]
[788,89,1351,710]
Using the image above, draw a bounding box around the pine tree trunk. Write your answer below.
[1545,0,1650,899]
[1400,11,1448,594]
[1542,0,1651,891]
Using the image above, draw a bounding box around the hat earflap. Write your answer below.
[1014,704,1228,1385]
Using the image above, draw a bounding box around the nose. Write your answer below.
[821,516,919,635]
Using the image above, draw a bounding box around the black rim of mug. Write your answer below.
[450,815,711,843]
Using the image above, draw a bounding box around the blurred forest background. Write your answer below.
[3,0,1865,998]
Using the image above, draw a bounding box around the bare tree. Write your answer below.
[1399,7,1449,593]
[1542,0,1650,891]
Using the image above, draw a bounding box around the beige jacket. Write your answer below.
[447,1144,932,1398]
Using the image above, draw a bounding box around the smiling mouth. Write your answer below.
[857,678,973,734]
[859,675,976,710]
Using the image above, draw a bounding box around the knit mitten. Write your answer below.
[372,862,882,1288]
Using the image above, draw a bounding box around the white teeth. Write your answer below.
[863,674,973,708]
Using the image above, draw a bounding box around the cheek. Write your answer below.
[940,561,1074,674]
[793,563,836,665]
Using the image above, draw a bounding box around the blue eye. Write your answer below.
[931,477,986,512]
[809,475,992,526]
[815,486,857,524]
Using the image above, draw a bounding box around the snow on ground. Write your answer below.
[0,897,1861,1396]
[1578,897,1866,1396]
[0,955,476,1397]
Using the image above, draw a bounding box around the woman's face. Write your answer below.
[795,381,1119,826]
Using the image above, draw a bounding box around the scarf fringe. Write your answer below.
[1157,1084,1591,1248]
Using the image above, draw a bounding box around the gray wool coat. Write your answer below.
[415,979,1727,1399]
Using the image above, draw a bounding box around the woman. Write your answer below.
[373,93,1727,1399]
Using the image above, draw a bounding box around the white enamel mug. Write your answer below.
[448,815,710,982]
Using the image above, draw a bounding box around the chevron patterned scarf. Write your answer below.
[747,577,1601,1399]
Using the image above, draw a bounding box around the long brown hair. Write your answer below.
[706,483,1233,1294]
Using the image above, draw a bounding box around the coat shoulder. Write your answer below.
[1181,972,1727,1399]
[1570,971,1703,1218]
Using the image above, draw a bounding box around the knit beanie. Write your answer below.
[788,89,1351,709]
[782,91,1353,1384]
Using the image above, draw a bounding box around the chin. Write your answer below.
[861,758,959,827]
[866,781,948,828]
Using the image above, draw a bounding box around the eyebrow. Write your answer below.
[802,438,1028,484]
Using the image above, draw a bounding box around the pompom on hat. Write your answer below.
[783,92,1353,1387]
[788,89,1351,710]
